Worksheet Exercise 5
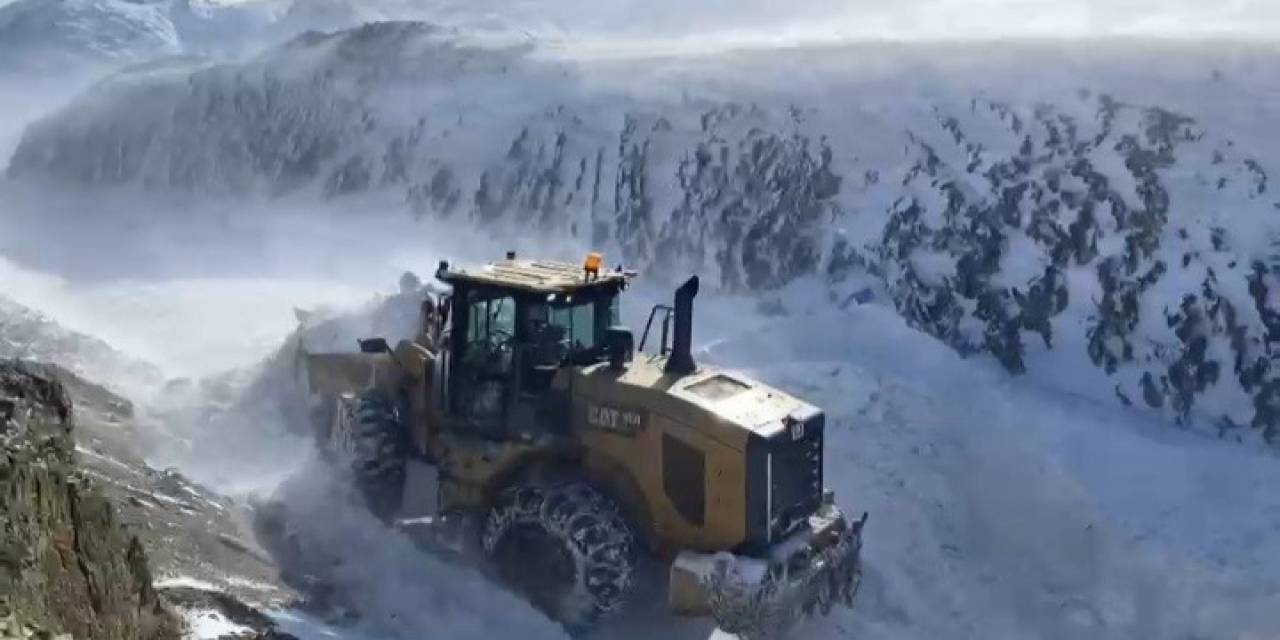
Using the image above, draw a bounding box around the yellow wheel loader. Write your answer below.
[304,253,867,637]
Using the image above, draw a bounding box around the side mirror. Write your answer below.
[604,326,635,370]
[359,337,392,354]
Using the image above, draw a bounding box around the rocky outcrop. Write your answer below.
[0,360,180,640]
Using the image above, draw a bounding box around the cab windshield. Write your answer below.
[525,294,619,366]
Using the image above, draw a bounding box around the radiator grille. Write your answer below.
[769,413,824,541]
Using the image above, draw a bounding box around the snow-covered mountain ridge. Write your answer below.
[0,293,164,398]
[8,25,1280,443]
[0,0,446,71]
[0,0,183,68]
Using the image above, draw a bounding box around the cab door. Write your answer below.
[446,286,517,438]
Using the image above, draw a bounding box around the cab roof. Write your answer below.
[436,258,631,295]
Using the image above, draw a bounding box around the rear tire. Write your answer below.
[482,482,637,633]
[330,389,407,519]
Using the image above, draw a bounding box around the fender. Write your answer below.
[584,449,658,551]
[482,451,579,501]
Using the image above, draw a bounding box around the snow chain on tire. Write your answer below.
[332,389,408,518]
[482,482,637,631]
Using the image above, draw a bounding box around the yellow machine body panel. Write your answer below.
[305,342,819,555]
[434,438,549,508]
[570,356,819,554]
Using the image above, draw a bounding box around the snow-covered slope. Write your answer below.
[9,29,1280,443]
[868,93,1280,439]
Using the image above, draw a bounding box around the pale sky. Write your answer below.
[514,0,1280,40]
[3,0,1277,41]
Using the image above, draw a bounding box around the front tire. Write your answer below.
[329,389,407,519]
[481,482,637,632]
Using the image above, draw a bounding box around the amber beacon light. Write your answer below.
[583,252,604,279]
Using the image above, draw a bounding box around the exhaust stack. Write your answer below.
[665,276,700,375]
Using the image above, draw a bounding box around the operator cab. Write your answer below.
[433,254,634,440]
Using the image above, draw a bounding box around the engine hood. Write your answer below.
[573,355,821,448]
[666,369,821,440]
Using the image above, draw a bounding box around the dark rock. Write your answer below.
[0,360,180,640]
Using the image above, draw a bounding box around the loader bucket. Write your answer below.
[305,352,399,398]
